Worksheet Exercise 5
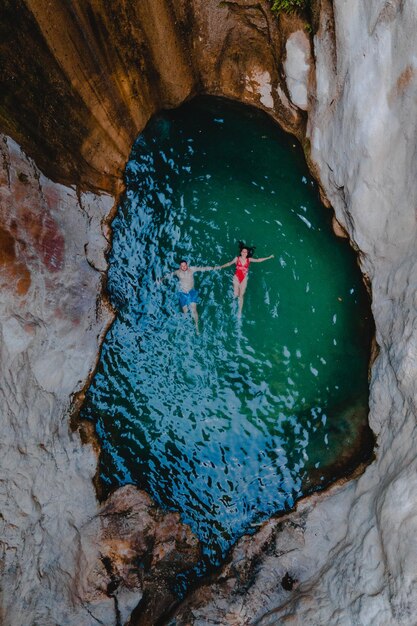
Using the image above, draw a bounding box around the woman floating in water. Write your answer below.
[220,242,274,317]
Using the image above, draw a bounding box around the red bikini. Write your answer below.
[235,256,250,283]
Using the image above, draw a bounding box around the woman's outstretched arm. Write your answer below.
[250,254,274,263]
[218,258,237,269]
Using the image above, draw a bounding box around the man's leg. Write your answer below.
[190,302,199,334]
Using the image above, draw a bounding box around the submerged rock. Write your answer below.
[79,485,200,625]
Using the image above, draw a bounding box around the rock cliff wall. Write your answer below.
[1,0,416,625]
[0,0,305,193]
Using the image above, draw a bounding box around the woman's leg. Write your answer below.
[235,277,248,318]
[233,276,240,298]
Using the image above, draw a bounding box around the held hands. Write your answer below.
[156,272,172,284]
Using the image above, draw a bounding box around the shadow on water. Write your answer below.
[81,97,374,581]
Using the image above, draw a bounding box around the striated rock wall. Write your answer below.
[1,0,417,625]
[0,0,305,193]
[282,0,417,622]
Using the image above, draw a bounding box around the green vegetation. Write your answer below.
[271,0,309,15]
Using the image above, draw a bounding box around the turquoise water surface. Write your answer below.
[81,97,373,565]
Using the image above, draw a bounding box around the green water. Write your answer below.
[81,97,372,565]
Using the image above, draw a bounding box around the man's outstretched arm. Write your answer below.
[156,270,176,284]
[193,262,230,272]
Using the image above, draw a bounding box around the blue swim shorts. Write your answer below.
[178,289,199,308]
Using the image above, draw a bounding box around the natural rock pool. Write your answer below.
[82,97,373,565]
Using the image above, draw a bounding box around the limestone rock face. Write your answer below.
[2,0,417,625]
[284,29,313,110]
[0,134,114,626]
[288,1,417,622]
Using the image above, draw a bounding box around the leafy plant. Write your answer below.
[271,0,309,15]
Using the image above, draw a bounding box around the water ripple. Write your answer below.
[82,98,372,564]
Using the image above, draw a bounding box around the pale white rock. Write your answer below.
[0,135,201,626]
[283,30,312,110]
[81,191,113,272]
[117,587,143,625]
[1,317,34,355]
[245,68,274,109]
[0,135,116,626]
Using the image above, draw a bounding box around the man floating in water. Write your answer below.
[158,260,222,333]
[220,242,274,318]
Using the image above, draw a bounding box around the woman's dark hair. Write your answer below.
[238,241,256,258]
